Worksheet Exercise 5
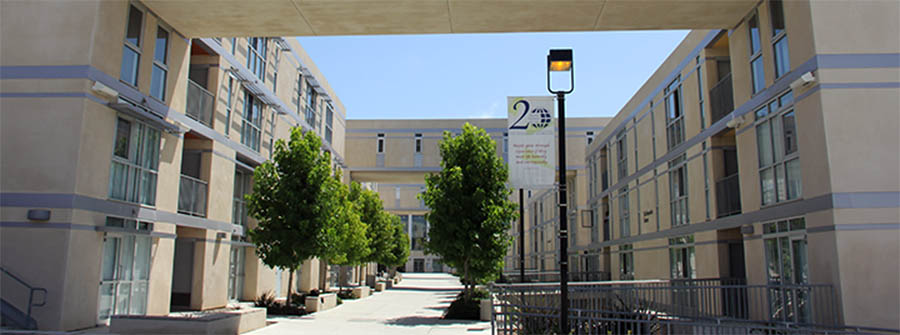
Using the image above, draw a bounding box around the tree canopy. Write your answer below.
[421,123,517,293]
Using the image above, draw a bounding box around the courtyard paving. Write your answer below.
[247,272,492,335]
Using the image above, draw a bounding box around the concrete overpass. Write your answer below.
[142,0,757,37]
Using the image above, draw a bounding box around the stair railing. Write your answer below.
[1,266,47,321]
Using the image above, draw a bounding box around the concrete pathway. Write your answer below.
[247,273,491,335]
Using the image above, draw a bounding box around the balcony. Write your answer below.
[709,72,734,124]
[186,80,214,127]
[716,173,742,218]
[178,174,208,217]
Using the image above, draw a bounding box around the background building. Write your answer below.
[345,118,609,273]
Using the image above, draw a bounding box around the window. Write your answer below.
[233,169,251,227]
[295,74,303,113]
[669,235,695,279]
[109,116,160,206]
[230,38,237,55]
[271,45,280,94]
[98,220,152,322]
[149,27,168,101]
[586,131,595,145]
[305,84,318,129]
[669,154,689,226]
[749,13,765,95]
[770,0,790,78]
[376,133,385,153]
[618,188,630,238]
[665,77,685,150]
[324,105,334,144]
[247,37,266,81]
[415,133,422,153]
[228,243,245,301]
[756,91,800,206]
[619,244,634,280]
[120,5,143,86]
[503,132,508,153]
[411,215,427,251]
[225,75,234,135]
[241,90,263,151]
[696,56,706,130]
[616,130,627,180]
[763,217,809,322]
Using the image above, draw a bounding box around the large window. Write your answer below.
[748,13,765,95]
[109,116,160,206]
[665,77,685,149]
[376,133,385,153]
[98,217,153,323]
[756,91,800,206]
[225,75,234,135]
[619,244,634,280]
[233,169,251,227]
[149,27,168,101]
[305,83,318,129]
[669,154,689,226]
[247,37,266,81]
[325,105,334,144]
[763,217,809,322]
[120,5,143,87]
[770,0,790,78]
[669,235,695,279]
[411,215,427,251]
[618,188,630,238]
[616,130,627,180]
[241,90,263,151]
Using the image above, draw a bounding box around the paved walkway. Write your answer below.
[247,273,492,335]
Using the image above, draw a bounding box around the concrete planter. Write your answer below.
[480,299,493,321]
[374,282,387,292]
[305,293,338,313]
[110,307,266,334]
[351,286,371,299]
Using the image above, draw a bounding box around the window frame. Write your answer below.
[247,37,267,82]
[149,25,169,102]
[414,133,423,153]
[748,12,766,95]
[120,4,144,87]
[241,90,263,151]
[619,244,634,280]
[108,114,160,207]
[769,0,790,79]
[618,188,630,238]
[376,133,385,153]
[668,235,696,279]
[665,77,685,150]
[668,154,689,227]
[755,90,800,206]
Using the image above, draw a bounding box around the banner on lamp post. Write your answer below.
[507,96,555,189]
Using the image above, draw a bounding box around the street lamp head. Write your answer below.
[547,49,574,94]
[548,49,573,72]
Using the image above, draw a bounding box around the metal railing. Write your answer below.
[489,278,881,335]
[178,174,208,217]
[709,72,734,124]
[715,173,742,218]
[186,79,215,127]
[1,266,47,329]
[502,271,612,283]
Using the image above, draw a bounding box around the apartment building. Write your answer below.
[0,1,363,331]
[345,118,609,273]
[514,1,898,329]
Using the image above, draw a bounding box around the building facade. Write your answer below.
[344,118,609,273]
[0,1,369,331]
[512,1,899,330]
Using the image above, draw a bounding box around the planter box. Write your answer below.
[366,274,377,287]
[351,286,370,299]
[383,280,394,289]
[480,299,493,321]
[110,307,266,334]
[374,282,386,292]
[305,293,337,313]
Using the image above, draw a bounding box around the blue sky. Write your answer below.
[296,30,689,120]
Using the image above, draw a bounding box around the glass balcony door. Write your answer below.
[98,235,151,324]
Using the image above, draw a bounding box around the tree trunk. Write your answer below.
[286,269,294,307]
[463,258,471,298]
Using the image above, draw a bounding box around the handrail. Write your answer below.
[1,266,47,322]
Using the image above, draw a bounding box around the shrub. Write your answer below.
[254,291,276,308]
[337,290,355,300]
[307,289,320,297]
[444,288,489,320]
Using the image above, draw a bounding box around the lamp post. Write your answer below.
[547,48,573,334]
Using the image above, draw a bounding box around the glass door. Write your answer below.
[98,235,151,324]
[228,246,245,301]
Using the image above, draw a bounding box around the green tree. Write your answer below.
[421,123,517,295]
[381,217,410,269]
[348,182,395,264]
[323,177,371,290]
[246,127,343,306]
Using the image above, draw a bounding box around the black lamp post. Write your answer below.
[547,48,573,334]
